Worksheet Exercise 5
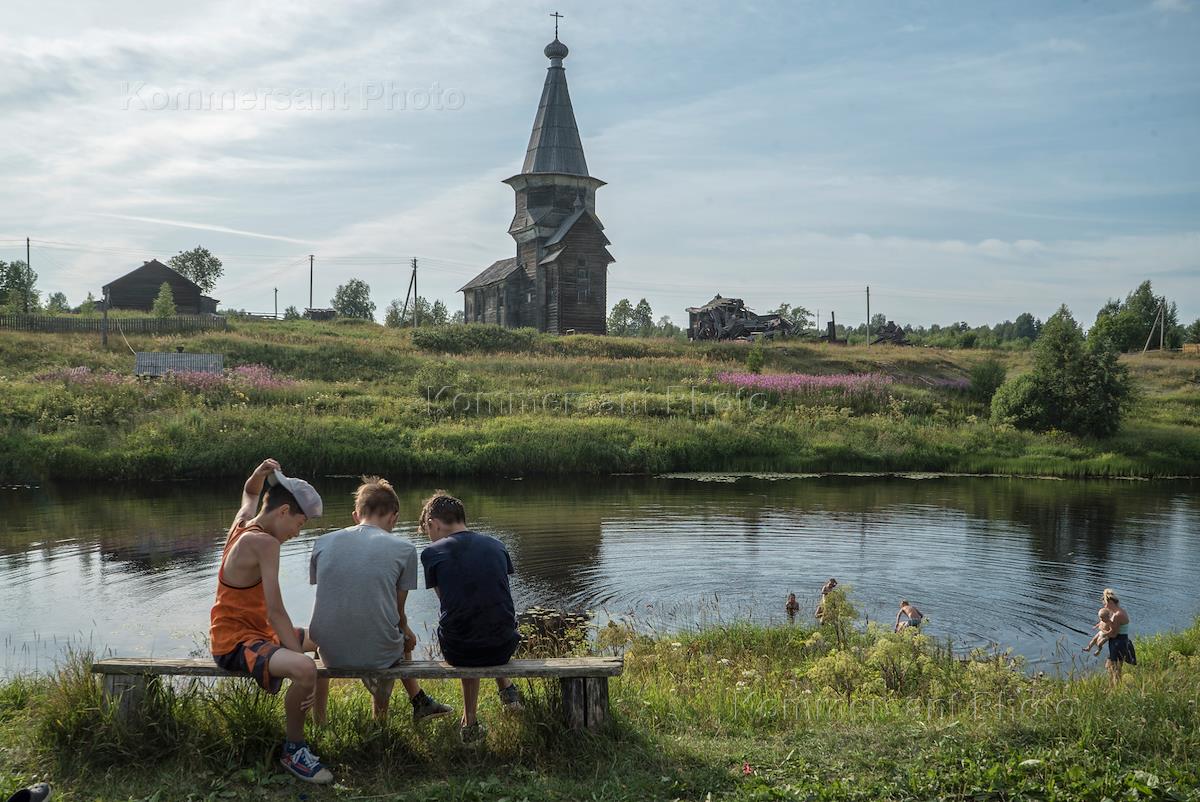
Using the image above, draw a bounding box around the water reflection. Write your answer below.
[1,476,1197,674]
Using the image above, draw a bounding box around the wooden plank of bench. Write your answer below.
[92,656,623,680]
[93,656,622,731]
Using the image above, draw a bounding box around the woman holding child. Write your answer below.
[1098,587,1135,686]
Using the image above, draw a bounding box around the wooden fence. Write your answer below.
[0,314,228,335]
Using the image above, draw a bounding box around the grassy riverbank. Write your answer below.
[1,320,1197,481]
[1,614,1198,801]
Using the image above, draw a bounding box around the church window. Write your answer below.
[576,259,590,302]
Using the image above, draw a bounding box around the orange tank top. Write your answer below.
[209,522,277,655]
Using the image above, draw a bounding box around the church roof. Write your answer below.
[521,38,589,176]
[459,257,520,292]
[544,206,609,247]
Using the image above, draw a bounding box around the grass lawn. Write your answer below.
[1,609,1197,801]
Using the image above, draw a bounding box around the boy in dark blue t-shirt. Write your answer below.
[419,491,523,742]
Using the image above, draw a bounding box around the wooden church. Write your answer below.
[460,32,613,334]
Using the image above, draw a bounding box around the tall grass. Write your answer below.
[1,324,1197,481]
[3,614,1198,800]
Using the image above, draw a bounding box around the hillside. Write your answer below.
[0,320,1196,481]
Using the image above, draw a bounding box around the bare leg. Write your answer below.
[313,677,330,726]
[368,679,396,722]
[268,649,318,743]
[400,649,422,701]
[495,677,512,691]
[1107,659,1121,687]
[460,678,481,726]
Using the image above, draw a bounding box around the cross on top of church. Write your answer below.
[550,11,563,39]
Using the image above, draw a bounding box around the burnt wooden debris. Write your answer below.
[818,312,848,345]
[93,655,623,731]
[871,320,911,346]
[686,294,796,341]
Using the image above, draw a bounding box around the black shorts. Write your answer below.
[213,627,305,694]
[439,635,518,668]
[1106,634,1137,665]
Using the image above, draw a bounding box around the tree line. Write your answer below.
[5,249,1198,349]
[770,279,1197,350]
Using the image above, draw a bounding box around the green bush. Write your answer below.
[968,357,1006,403]
[991,307,1133,437]
[151,283,175,318]
[746,341,765,374]
[411,324,539,354]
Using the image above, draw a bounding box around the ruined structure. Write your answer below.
[686,295,795,341]
[871,321,910,345]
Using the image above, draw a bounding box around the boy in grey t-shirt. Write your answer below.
[309,477,451,723]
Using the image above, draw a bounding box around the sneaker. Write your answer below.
[411,690,454,722]
[460,721,488,744]
[498,683,524,712]
[279,742,334,785]
[7,784,52,802]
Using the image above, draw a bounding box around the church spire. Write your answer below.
[521,29,589,176]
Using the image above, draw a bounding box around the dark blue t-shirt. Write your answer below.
[421,530,519,654]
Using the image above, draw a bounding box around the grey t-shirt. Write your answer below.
[308,524,418,669]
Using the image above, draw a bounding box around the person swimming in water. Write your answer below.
[895,600,924,632]
[785,593,800,618]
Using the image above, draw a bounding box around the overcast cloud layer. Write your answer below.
[2,0,1197,326]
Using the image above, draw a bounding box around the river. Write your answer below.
[2,474,1197,675]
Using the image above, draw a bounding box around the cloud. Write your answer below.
[1152,0,1190,12]
[2,0,1197,326]
[93,214,317,245]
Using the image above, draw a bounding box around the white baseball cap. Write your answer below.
[267,469,323,518]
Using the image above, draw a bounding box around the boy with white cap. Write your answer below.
[209,458,332,785]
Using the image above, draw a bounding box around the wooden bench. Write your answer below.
[92,656,622,731]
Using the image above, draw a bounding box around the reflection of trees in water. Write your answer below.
[0,484,230,575]
[2,476,1195,600]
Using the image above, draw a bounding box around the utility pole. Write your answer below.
[400,261,416,327]
[1142,301,1165,354]
[274,287,278,319]
[309,255,314,310]
[101,288,109,347]
[1160,303,1165,351]
[412,257,419,328]
[866,286,872,346]
[25,237,31,314]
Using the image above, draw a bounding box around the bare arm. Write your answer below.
[1110,609,1129,631]
[233,458,280,527]
[256,536,302,652]
[397,589,417,653]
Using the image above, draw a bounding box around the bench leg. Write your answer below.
[561,678,585,730]
[560,677,609,731]
[584,677,609,729]
[102,674,150,722]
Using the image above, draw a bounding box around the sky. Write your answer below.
[1,0,1197,327]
